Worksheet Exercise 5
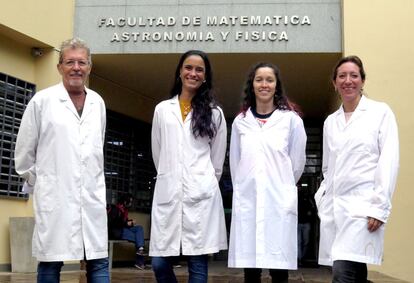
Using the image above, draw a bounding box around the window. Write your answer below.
[0,73,156,208]
[303,127,322,175]
[105,111,156,212]
[0,73,155,208]
[0,73,35,199]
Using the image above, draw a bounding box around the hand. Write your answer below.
[367,217,383,232]
[22,182,34,194]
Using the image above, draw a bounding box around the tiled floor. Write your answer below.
[0,262,408,283]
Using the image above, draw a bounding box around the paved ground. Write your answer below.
[0,261,408,283]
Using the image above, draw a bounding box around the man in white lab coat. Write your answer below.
[14,38,109,283]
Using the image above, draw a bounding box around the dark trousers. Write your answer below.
[152,255,208,283]
[244,268,288,283]
[332,260,368,283]
[37,257,109,283]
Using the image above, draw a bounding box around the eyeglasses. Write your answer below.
[61,60,90,67]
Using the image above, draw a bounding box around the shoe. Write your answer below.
[136,247,147,256]
[134,264,145,270]
[173,264,182,268]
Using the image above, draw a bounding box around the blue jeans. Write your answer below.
[297,222,311,261]
[121,225,145,249]
[152,255,208,283]
[122,225,145,265]
[332,260,367,283]
[37,257,109,283]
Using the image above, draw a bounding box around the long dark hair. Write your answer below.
[170,50,220,139]
[241,62,302,115]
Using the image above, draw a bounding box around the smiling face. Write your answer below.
[57,47,91,93]
[253,67,277,107]
[179,55,206,95]
[333,62,365,105]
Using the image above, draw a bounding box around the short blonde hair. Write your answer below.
[58,37,91,64]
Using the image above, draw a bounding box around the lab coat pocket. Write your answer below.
[34,176,57,213]
[282,185,298,215]
[347,187,373,218]
[240,213,256,254]
[314,185,333,220]
[314,186,325,210]
[348,130,377,153]
[154,173,176,204]
[349,200,369,219]
[186,172,217,201]
[92,141,104,168]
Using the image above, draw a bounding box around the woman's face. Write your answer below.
[253,67,277,106]
[180,55,206,94]
[333,62,365,104]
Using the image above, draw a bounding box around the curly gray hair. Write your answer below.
[58,37,91,64]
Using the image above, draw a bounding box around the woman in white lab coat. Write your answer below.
[150,50,227,283]
[315,56,399,283]
[228,62,307,283]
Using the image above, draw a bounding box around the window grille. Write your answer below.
[0,73,156,208]
[0,72,35,199]
[303,126,322,176]
[105,111,156,212]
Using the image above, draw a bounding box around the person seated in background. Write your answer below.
[108,193,146,269]
[297,186,316,267]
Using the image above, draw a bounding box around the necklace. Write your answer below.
[183,104,191,116]
[179,99,192,121]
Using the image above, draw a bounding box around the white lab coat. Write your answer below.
[315,95,399,266]
[15,83,108,261]
[150,95,228,256]
[228,108,307,269]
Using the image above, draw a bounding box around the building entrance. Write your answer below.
[90,53,341,123]
[91,52,342,265]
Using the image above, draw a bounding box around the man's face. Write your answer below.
[57,48,91,92]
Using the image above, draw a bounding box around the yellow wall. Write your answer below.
[0,0,74,266]
[343,0,414,281]
[0,0,74,48]
[0,34,35,265]
[1,1,413,279]
[0,33,35,82]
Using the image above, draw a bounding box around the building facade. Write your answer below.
[1,0,413,281]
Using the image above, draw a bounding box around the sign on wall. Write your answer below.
[74,0,341,54]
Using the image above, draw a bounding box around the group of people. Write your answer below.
[14,37,399,283]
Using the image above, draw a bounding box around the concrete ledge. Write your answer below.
[62,263,81,271]
[108,240,131,271]
[9,217,37,273]
[0,264,11,272]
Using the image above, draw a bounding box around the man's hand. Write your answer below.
[22,182,34,194]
